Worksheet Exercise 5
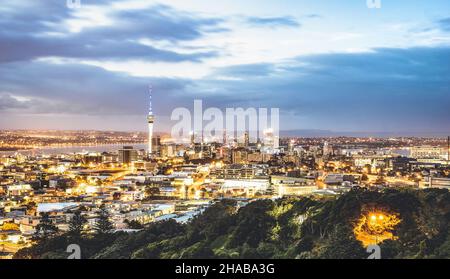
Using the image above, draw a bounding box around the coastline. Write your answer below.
[0,143,147,156]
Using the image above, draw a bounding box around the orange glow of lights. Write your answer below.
[354,210,401,247]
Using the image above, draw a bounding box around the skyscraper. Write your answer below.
[323,141,333,156]
[147,85,155,155]
[119,146,138,164]
[244,131,249,147]
[447,136,450,164]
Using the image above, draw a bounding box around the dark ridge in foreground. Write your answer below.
[14,188,450,259]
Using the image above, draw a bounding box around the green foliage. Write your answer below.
[94,205,114,235]
[68,210,87,239]
[125,219,144,230]
[33,212,59,241]
[228,200,276,248]
[15,188,450,259]
[315,225,367,259]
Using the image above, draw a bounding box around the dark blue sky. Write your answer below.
[0,0,449,136]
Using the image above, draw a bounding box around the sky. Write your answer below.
[0,0,449,136]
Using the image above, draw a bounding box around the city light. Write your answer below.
[354,210,401,247]
[0,0,448,263]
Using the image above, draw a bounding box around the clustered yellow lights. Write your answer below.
[353,209,401,247]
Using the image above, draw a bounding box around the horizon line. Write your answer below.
[1,129,449,139]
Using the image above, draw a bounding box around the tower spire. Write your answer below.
[148,84,153,116]
[147,84,155,156]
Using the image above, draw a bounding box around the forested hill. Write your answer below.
[15,188,450,259]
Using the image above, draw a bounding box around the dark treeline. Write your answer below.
[14,188,450,259]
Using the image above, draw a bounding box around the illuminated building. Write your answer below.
[210,164,258,179]
[190,131,195,147]
[152,135,161,154]
[272,176,318,197]
[6,184,32,196]
[82,152,103,165]
[232,148,248,164]
[221,179,270,196]
[422,177,450,190]
[323,141,333,156]
[244,131,249,147]
[119,146,138,164]
[263,129,279,150]
[288,139,295,154]
[411,146,448,163]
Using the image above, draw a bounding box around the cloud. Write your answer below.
[0,93,29,110]
[0,2,225,64]
[1,46,449,133]
[0,37,218,63]
[304,14,321,19]
[0,61,189,116]
[412,17,450,34]
[246,16,300,28]
[105,4,227,41]
[437,17,450,32]
[0,1,448,134]
[186,46,450,132]
[212,63,276,78]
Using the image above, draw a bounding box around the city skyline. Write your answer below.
[0,0,449,135]
[1,0,450,263]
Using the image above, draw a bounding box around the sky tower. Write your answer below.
[147,85,155,155]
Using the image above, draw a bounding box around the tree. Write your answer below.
[229,200,276,248]
[124,219,144,230]
[68,211,87,238]
[34,212,59,241]
[319,225,366,259]
[30,180,43,191]
[94,205,114,235]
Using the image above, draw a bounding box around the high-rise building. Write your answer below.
[119,146,138,164]
[223,129,227,145]
[447,136,450,165]
[288,139,295,154]
[147,85,155,155]
[263,129,279,150]
[244,131,249,147]
[232,148,248,164]
[323,141,333,156]
[190,131,195,147]
[152,135,161,154]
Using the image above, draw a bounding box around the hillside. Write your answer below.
[14,188,450,259]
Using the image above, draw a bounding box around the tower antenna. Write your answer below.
[147,84,155,156]
[148,84,153,116]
